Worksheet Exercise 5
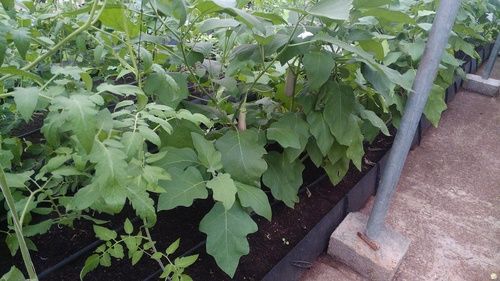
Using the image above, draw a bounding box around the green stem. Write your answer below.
[233,14,306,123]
[143,222,165,270]
[0,167,38,280]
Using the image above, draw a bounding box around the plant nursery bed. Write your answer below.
[1,132,393,281]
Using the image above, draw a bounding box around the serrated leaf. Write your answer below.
[262,151,304,207]
[157,167,207,210]
[125,177,156,224]
[199,203,257,277]
[303,51,334,91]
[207,173,237,210]
[80,254,100,280]
[49,95,98,153]
[165,238,180,255]
[93,225,117,241]
[215,129,267,185]
[138,125,161,147]
[191,133,222,173]
[308,0,353,21]
[11,87,39,122]
[121,131,144,159]
[235,181,271,221]
[131,250,143,265]
[144,73,188,108]
[1,266,25,281]
[124,219,133,234]
[175,254,198,268]
[12,29,30,58]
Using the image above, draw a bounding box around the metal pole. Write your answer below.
[481,34,500,80]
[365,0,461,241]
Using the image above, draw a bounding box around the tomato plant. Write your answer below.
[0,0,498,279]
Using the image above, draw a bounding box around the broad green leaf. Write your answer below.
[157,167,207,210]
[199,203,257,277]
[308,0,353,21]
[424,85,447,127]
[153,147,199,171]
[313,33,411,90]
[99,7,139,37]
[215,129,267,185]
[235,181,271,221]
[200,18,240,32]
[306,140,324,168]
[325,142,350,184]
[267,114,302,149]
[191,133,222,173]
[270,113,310,162]
[303,51,334,91]
[323,82,361,146]
[207,173,237,210]
[358,109,389,136]
[353,0,390,8]
[362,8,415,24]
[144,73,188,108]
[262,151,304,208]
[306,111,333,156]
[12,29,30,59]
[358,39,389,60]
[324,156,349,185]
[154,0,187,25]
[346,133,364,170]
[399,39,425,61]
[93,225,117,241]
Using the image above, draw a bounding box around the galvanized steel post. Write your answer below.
[481,33,500,80]
[365,0,462,240]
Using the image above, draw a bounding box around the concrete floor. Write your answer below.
[301,58,500,281]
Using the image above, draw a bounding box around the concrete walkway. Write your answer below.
[301,59,500,281]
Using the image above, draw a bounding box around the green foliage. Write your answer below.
[0,0,497,278]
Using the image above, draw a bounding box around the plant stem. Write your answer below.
[0,167,38,280]
[143,222,165,271]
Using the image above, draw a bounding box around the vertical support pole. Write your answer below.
[481,34,500,80]
[365,0,461,241]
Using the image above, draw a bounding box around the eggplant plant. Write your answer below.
[0,0,498,279]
